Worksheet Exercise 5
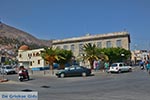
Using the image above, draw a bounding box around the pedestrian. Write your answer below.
[146,61,150,74]
[139,60,144,70]
[93,60,98,71]
[144,57,147,70]
[104,61,109,73]
[97,60,101,70]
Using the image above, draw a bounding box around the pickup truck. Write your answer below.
[109,62,132,73]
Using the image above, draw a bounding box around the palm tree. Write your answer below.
[55,49,73,69]
[83,43,108,69]
[41,47,60,75]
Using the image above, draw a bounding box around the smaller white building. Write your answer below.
[17,45,49,70]
[131,50,150,64]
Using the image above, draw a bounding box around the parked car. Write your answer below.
[0,65,16,75]
[109,62,132,73]
[56,65,91,78]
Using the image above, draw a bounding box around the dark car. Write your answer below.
[56,65,91,78]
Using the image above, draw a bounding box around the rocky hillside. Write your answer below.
[0,22,52,50]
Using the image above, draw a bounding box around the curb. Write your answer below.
[0,79,9,83]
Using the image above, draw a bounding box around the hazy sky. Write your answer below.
[0,0,150,50]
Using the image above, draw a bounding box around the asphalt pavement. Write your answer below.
[1,66,150,100]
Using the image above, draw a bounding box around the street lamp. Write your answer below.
[121,54,125,62]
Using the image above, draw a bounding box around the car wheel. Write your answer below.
[19,78,23,82]
[60,73,65,78]
[129,68,132,72]
[118,70,121,73]
[82,72,87,77]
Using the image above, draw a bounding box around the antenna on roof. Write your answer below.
[86,33,91,36]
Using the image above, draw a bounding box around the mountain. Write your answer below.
[0,22,52,50]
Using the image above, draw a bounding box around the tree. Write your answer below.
[41,47,61,75]
[82,43,108,69]
[55,49,73,69]
[98,47,131,64]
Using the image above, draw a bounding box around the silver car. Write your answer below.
[0,65,16,75]
[109,62,132,73]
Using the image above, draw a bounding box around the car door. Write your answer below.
[67,67,76,76]
[124,64,130,71]
[119,63,124,71]
[75,66,83,76]
[121,63,128,71]
[119,63,127,71]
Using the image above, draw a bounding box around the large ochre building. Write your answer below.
[52,32,130,57]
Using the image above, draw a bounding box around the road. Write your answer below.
[0,67,150,100]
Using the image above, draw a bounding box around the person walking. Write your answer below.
[104,61,109,73]
[139,60,144,70]
[93,60,98,71]
[146,61,150,74]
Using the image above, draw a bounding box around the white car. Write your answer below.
[109,62,132,73]
[0,65,16,75]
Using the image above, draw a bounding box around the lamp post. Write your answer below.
[121,54,125,62]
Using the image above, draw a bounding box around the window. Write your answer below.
[38,60,40,64]
[119,64,123,67]
[56,46,61,49]
[36,52,40,56]
[28,54,32,58]
[30,62,32,66]
[79,44,83,54]
[70,67,75,70]
[76,67,81,69]
[106,41,111,48]
[63,45,68,50]
[97,42,102,48]
[111,63,117,67]
[71,44,75,52]
[116,40,122,47]
[33,53,36,56]
[19,54,22,58]
[65,67,69,70]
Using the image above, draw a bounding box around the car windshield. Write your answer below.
[64,67,69,70]
[5,66,12,69]
[76,66,82,69]
[111,63,118,67]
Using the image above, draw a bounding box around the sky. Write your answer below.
[0,0,150,50]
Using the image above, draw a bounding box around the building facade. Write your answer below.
[131,50,150,65]
[17,32,131,70]
[52,32,131,57]
[17,45,49,70]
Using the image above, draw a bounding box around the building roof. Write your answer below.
[52,31,130,44]
[19,45,30,50]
